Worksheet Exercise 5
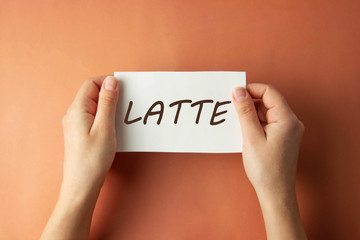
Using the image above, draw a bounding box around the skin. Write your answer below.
[41,77,307,240]
[232,84,307,240]
[41,75,119,240]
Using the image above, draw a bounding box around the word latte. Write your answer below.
[124,99,232,126]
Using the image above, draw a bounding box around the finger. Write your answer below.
[254,100,267,123]
[246,83,293,115]
[232,87,265,144]
[92,76,119,134]
[247,83,299,126]
[72,76,108,115]
[64,76,108,134]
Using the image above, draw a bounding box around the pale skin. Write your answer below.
[41,76,307,240]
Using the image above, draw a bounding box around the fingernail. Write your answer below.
[234,87,246,101]
[105,76,118,91]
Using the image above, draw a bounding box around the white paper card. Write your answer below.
[114,71,246,153]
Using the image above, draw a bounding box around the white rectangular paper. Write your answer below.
[114,71,246,153]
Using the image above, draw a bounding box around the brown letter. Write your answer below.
[143,101,164,125]
[124,101,142,124]
[210,101,231,125]
[169,99,192,124]
[191,99,214,124]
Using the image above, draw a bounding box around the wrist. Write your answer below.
[254,182,297,206]
[59,175,104,206]
[256,188,300,217]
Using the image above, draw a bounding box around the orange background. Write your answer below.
[1,1,360,239]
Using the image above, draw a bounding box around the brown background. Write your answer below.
[1,0,359,239]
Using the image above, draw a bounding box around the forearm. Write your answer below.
[41,179,103,240]
[257,191,307,240]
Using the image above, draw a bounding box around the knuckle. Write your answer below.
[266,84,277,92]
[283,115,298,129]
[100,93,116,106]
[284,115,304,134]
[67,104,77,114]
[85,78,93,85]
[266,83,274,89]
[62,115,67,125]
[239,100,253,116]
[298,120,305,133]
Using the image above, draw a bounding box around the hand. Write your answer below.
[232,83,306,240]
[41,75,119,240]
[232,83,304,199]
[60,75,119,199]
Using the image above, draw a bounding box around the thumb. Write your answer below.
[92,76,119,132]
[232,87,265,143]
